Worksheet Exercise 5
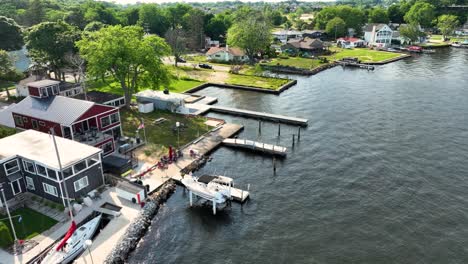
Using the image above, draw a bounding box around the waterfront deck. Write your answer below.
[223,138,287,156]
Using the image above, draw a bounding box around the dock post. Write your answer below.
[189,190,193,206]
[298,127,301,141]
[273,156,277,173]
[292,134,295,148]
[277,123,281,137]
[213,199,216,215]
[258,120,261,135]
[241,189,244,201]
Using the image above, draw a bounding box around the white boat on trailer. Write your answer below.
[41,214,102,264]
[181,174,233,215]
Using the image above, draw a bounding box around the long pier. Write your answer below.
[209,105,308,126]
[222,138,287,156]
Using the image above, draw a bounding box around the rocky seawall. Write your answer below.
[104,180,176,264]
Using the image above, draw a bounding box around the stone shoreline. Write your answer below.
[104,180,176,264]
[184,79,297,95]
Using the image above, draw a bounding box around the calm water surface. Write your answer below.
[130,49,468,264]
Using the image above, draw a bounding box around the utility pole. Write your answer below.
[1,188,18,245]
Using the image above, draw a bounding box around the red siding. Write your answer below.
[12,113,62,136]
[76,105,116,122]
[28,86,40,97]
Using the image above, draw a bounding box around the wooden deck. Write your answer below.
[230,187,249,202]
[222,138,287,156]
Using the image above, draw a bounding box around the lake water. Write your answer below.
[129,48,468,264]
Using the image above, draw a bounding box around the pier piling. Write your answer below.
[258,120,262,135]
[292,134,295,148]
[278,123,281,137]
[298,127,301,141]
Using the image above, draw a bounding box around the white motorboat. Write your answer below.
[181,174,232,204]
[41,214,102,264]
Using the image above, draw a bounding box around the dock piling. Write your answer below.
[292,134,295,148]
[278,123,281,137]
[258,120,261,135]
[273,156,277,173]
[298,127,301,141]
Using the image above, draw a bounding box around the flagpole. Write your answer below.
[50,128,74,222]
[142,118,147,143]
[1,188,18,242]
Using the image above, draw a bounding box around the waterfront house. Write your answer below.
[336,37,365,48]
[0,130,104,209]
[302,30,325,39]
[74,91,126,109]
[363,24,394,48]
[272,29,303,44]
[9,95,122,156]
[206,46,248,62]
[282,37,325,55]
[16,79,84,98]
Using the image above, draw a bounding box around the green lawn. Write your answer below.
[0,207,58,246]
[329,47,402,62]
[226,74,290,90]
[0,81,15,91]
[264,57,325,69]
[121,108,210,150]
[0,125,16,139]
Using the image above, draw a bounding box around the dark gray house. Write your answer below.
[0,130,104,208]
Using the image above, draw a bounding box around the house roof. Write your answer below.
[364,23,390,32]
[27,79,60,88]
[302,30,325,34]
[0,130,102,170]
[135,90,190,104]
[206,46,246,56]
[10,95,95,126]
[337,37,364,43]
[272,30,303,36]
[74,91,124,105]
[285,37,324,50]
[0,105,15,128]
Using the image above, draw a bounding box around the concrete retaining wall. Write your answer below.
[184,79,297,95]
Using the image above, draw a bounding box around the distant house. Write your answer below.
[0,130,104,208]
[9,95,121,156]
[74,91,126,109]
[455,20,468,36]
[302,30,325,39]
[336,37,365,48]
[282,37,325,54]
[272,30,303,44]
[363,24,393,47]
[206,46,249,62]
[16,79,84,98]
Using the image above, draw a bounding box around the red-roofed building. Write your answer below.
[337,37,365,48]
[206,46,249,62]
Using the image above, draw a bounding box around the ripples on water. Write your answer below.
[129,49,468,264]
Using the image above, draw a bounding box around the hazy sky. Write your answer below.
[98,0,334,5]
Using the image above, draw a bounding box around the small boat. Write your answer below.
[451,42,462,47]
[181,174,232,204]
[407,46,423,53]
[41,214,102,264]
[422,49,435,53]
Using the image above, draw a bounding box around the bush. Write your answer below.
[0,222,13,248]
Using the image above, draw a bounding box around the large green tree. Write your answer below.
[138,4,169,36]
[205,13,232,40]
[0,50,23,100]
[314,5,366,35]
[0,16,24,51]
[77,25,170,107]
[368,7,389,24]
[26,21,80,80]
[437,14,459,39]
[326,17,347,39]
[400,23,426,43]
[387,4,404,24]
[404,2,436,28]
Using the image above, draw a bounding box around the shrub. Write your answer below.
[0,222,13,248]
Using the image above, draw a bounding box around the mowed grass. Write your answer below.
[0,81,15,91]
[227,74,290,90]
[121,108,210,149]
[329,47,402,62]
[0,207,58,244]
[264,57,325,69]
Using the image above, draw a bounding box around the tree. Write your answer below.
[0,50,23,100]
[368,7,389,24]
[84,21,105,32]
[165,3,192,30]
[23,0,45,26]
[437,15,459,40]
[205,13,231,40]
[183,8,205,50]
[165,27,187,67]
[400,23,426,43]
[0,16,24,51]
[388,4,404,24]
[326,17,347,39]
[404,2,436,28]
[227,16,272,63]
[26,21,80,80]
[314,5,366,35]
[77,25,170,107]
[138,4,169,36]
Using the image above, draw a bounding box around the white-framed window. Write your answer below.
[62,167,73,178]
[23,160,35,174]
[101,112,120,128]
[13,115,23,126]
[10,180,21,195]
[39,121,45,127]
[25,176,35,190]
[32,119,39,129]
[43,183,58,197]
[101,116,110,127]
[73,176,89,192]
[4,159,20,175]
[36,164,48,177]
[87,154,99,167]
[101,141,113,154]
[73,160,87,174]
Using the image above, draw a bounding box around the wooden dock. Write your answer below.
[230,187,249,202]
[222,138,287,156]
[209,105,308,126]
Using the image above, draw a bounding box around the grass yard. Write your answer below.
[264,56,325,69]
[121,108,211,151]
[0,81,15,91]
[226,74,290,90]
[329,47,402,62]
[0,125,16,139]
[0,207,58,246]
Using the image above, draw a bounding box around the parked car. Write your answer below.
[198,63,213,69]
[176,57,186,63]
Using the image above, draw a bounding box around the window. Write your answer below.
[101,141,113,154]
[23,160,35,174]
[62,167,73,177]
[43,183,58,197]
[87,154,99,167]
[32,119,39,129]
[25,177,35,190]
[101,116,110,127]
[22,117,28,123]
[73,160,87,173]
[10,180,21,195]
[39,121,45,127]
[74,176,89,192]
[14,115,23,126]
[110,113,119,124]
[47,168,57,180]
[4,159,19,175]
[119,99,125,106]
[36,164,47,177]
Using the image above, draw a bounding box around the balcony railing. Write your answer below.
[73,129,113,146]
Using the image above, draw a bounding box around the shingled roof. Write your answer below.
[363,23,389,32]
[285,37,324,50]
[206,46,246,56]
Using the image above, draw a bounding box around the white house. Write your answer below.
[272,30,303,44]
[336,37,365,48]
[16,78,83,98]
[206,46,248,62]
[364,24,393,47]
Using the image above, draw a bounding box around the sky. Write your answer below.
[98,0,335,5]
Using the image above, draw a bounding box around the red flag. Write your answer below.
[138,123,145,130]
[55,221,77,251]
